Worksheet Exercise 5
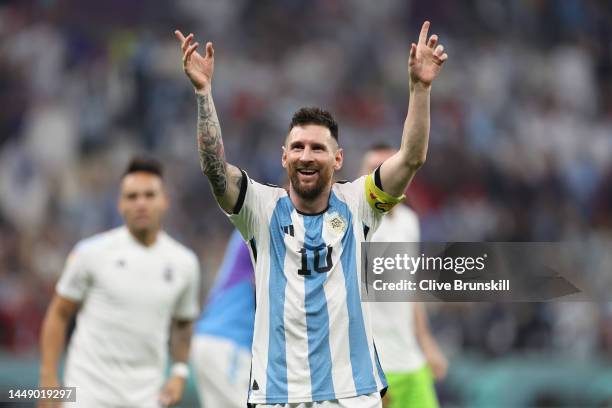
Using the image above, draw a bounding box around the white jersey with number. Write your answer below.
[228,173,388,405]
[369,205,426,373]
[56,226,200,407]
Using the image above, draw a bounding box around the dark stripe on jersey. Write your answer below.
[249,238,257,263]
[233,168,248,214]
[363,224,370,240]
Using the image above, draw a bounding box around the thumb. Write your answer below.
[206,42,214,58]
[409,43,417,59]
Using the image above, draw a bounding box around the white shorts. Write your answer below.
[191,335,252,408]
[256,392,382,408]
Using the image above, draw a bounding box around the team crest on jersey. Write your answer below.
[325,211,347,235]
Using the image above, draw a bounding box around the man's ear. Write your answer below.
[281,145,288,169]
[334,147,344,170]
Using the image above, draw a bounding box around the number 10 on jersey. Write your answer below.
[298,246,333,276]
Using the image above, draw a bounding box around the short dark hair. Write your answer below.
[289,107,339,141]
[122,156,164,179]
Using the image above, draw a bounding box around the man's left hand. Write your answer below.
[159,376,186,407]
[409,21,448,89]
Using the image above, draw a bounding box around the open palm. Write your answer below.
[409,21,448,87]
[174,30,214,92]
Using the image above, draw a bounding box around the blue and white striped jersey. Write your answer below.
[227,172,390,404]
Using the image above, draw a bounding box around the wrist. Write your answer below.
[170,362,189,379]
[194,85,211,95]
[409,81,432,93]
[39,372,59,385]
[39,367,57,379]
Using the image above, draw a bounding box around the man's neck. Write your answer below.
[289,184,331,215]
[127,227,159,247]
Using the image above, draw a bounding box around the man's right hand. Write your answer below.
[174,30,214,93]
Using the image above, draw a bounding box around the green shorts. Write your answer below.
[384,365,439,408]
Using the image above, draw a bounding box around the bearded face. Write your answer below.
[288,157,334,200]
[282,124,342,202]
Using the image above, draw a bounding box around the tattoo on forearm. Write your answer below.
[196,93,227,196]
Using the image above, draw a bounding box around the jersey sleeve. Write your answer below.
[225,169,282,241]
[173,253,201,320]
[56,243,93,302]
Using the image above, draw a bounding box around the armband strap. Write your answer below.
[365,173,405,214]
[171,362,189,379]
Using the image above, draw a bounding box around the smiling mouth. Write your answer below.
[297,169,318,176]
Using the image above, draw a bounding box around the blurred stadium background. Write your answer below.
[1,0,612,406]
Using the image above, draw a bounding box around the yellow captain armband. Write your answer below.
[365,173,405,214]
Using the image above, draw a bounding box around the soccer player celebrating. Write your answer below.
[176,20,447,408]
[39,158,200,408]
[361,145,448,408]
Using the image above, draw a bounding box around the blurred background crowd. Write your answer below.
[1,0,611,406]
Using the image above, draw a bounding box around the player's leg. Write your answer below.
[384,366,439,408]
[191,334,251,408]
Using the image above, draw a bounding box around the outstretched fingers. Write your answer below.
[418,21,430,45]
[427,34,438,49]
[182,33,194,53]
[174,30,186,42]
[184,42,199,64]
[174,30,198,57]
[433,44,448,65]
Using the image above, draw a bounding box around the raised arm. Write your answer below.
[379,21,448,196]
[174,30,243,213]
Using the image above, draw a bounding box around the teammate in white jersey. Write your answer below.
[39,157,200,408]
[175,20,448,407]
[361,145,447,408]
